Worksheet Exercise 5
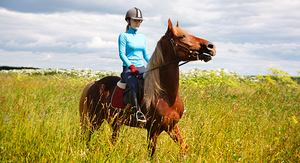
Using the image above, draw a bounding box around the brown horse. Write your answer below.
[79,19,216,156]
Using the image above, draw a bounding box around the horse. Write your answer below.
[79,19,216,156]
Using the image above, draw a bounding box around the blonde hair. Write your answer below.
[144,40,164,109]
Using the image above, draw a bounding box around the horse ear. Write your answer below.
[168,19,173,31]
[176,21,179,27]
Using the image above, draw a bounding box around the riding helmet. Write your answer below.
[125,7,144,21]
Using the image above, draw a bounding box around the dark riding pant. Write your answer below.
[121,66,146,93]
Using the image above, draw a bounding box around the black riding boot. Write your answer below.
[129,92,147,123]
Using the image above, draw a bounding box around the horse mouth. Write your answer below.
[190,51,214,62]
[184,43,216,62]
[193,43,216,62]
[198,53,212,62]
[201,42,216,62]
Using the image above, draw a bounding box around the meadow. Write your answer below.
[0,68,299,162]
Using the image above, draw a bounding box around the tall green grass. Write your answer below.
[0,68,299,162]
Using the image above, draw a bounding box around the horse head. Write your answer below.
[165,19,216,62]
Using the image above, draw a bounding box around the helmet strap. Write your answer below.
[129,23,134,29]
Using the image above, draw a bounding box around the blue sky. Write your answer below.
[1,0,299,75]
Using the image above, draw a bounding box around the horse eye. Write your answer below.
[179,35,186,40]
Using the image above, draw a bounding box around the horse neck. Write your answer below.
[160,39,180,104]
[160,63,179,97]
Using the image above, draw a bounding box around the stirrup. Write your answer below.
[136,110,147,123]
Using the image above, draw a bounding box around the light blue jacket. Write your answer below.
[118,28,151,68]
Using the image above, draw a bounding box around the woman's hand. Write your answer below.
[129,65,140,76]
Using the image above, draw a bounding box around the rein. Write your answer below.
[145,33,200,72]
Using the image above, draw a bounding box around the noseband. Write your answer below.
[146,33,201,72]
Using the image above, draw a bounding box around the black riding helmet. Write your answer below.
[125,7,144,21]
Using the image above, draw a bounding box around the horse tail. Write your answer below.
[79,81,95,126]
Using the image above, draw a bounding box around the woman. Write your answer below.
[118,7,151,123]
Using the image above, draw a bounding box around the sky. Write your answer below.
[0,0,300,76]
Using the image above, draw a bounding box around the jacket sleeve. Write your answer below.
[118,33,132,67]
[143,36,151,63]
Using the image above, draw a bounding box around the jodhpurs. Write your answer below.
[121,66,146,93]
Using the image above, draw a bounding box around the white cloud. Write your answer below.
[42,54,52,60]
[86,36,116,49]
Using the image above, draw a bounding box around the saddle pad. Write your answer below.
[111,86,125,109]
[117,81,126,89]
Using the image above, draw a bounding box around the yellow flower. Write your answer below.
[292,116,298,124]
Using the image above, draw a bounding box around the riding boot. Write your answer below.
[129,92,147,123]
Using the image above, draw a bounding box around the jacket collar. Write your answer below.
[127,28,138,34]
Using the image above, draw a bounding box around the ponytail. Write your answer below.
[126,18,131,32]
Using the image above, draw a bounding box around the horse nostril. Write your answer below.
[207,43,214,50]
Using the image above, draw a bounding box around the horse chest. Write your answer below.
[155,98,183,121]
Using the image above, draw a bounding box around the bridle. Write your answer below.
[166,33,202,61]
[146,33,202,72]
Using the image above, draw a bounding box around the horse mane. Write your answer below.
[144,38,164,109]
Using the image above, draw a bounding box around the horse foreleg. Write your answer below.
[167,124,188,153]
[147,132,159,157]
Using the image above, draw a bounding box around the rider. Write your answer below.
[118,7,151,123]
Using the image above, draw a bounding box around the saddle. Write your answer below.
[111,75,145,110]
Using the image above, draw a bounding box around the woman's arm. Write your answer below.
[143,36,151,62]
[118,34,132,67]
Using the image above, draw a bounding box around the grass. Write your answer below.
[0,69,299,162]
